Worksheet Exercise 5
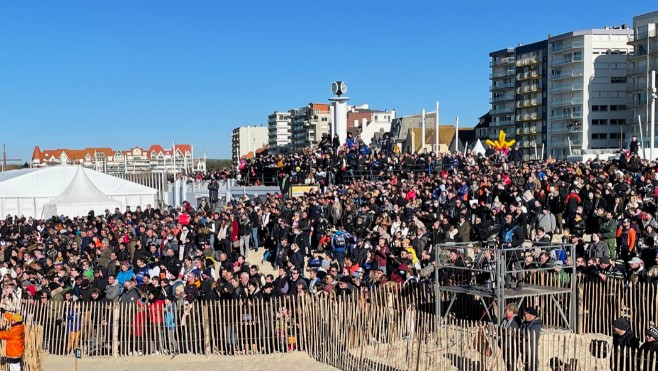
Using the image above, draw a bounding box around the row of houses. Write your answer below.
[31,144,205,174]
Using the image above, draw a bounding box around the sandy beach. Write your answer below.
[45,352,340,371]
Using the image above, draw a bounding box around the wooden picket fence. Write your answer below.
[17,279,658,371]
[0,321,44,371]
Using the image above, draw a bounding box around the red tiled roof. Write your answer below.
[32,146,41,161]
[33,144,192,162]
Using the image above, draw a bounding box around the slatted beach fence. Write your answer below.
[17,279,658,370]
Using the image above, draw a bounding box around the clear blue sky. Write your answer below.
[0,1,655,161]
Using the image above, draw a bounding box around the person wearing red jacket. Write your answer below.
[565,190,582,225]
[0,310,25,371]
[230,214,239,251]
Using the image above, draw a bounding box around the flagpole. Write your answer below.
[435,101,439,153]
[455,116,459,153]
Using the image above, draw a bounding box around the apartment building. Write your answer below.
[346,105,396,146]
[268,111,292,154]
[547,27,633,159]
[290,103,331,152]
[489,48,517,140]
[490,42,548,160]
[627,11,658,147]
[232,125,268,164]
[514,41,548,159]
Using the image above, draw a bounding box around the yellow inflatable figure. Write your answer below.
[485,130,516,153]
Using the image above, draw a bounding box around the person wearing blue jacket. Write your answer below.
[331,228,350,270]
[117,261,135,286]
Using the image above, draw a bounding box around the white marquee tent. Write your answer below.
[0,166,158,219]
[41,167,121,218]
[471,139,487,156]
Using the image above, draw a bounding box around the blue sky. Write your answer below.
[0,1,655,161]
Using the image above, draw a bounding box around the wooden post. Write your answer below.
[112,303,120,358]
[577,281,584,334]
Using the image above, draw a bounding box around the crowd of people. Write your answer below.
[0,133,657,363]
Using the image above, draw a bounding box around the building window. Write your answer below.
[592,119,607,125]
[610,119,626,125]
[610,105,626,111]
[592,105,608,112]
[592,133,608,140]
[610,133,625,139]
[611,77,626,83]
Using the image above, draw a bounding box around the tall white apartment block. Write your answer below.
[268,111,292,154]
[547,27,633,159]
[231,125,268,164]
[628,11,658,148]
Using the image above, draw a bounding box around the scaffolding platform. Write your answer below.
[438,283,572,299]
[433,241,578,331]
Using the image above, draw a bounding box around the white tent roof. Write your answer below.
[472,139,486,156]
[0,165,158,219]
[42,167,121,218]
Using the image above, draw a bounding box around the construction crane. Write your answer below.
[1,144,22,172]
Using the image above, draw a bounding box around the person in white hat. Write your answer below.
[628,257,648,282]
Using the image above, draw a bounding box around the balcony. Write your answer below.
[550,112,583,121]
[515,85,540,94]
[490,69,515,79]
[516,99,539,108]
[550,41,584,53]
[550,56,583,67]
[490,57,516,67]
[492,119,514,127]
[490,107,515,115]
[516,70,540,81]
[515,127,533,135]
[516,56,539,67]
[550,70,583,81]
[490,82,515,91]
[550,124,583,134]
[549,84,583,94]
[627,82,647,92]
[490,95,515,103]
[551,138,583,147]
[516,112,542,121]
[550,97,583,108]
[627,64,655,76]
[629,31,656,44]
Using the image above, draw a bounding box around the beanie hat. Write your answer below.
[612,317,631,331]
[524,307,539,317]
[647,326,658,339]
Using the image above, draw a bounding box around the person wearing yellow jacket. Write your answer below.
[0,310,25,371]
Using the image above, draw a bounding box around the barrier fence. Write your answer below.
[17,279,658,370]
[0,321,43,371]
